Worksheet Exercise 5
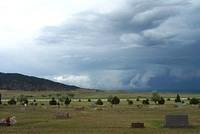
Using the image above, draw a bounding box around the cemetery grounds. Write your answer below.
[0,90,200,134]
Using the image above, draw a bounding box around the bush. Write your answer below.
[64,97,71,105]
[88,98,91,102]
[189,98,200,105]
[17,95,28,105]
[136,97,140,101]
[96,99,103,105]
[167,98,171,101]
[175,94,181,103]
[151,92,165,104]
[142,99,149,105]
[8,98,17,105]
[128,100,133,105]
[49,97,57,105]
[158,97,165,104]
[151,92,161,104]
[78,99,81,102]
[111,96,120,105]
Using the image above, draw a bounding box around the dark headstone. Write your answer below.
[165,114,189,128]
[131,122,145,128]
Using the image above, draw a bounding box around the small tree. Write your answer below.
[78,99,81,102]
[151,92,160,104]
[175,94,181,103]
[17,95,28,105]
[158,97,165,104]
[143,98,149,105]
[189,98,200,105]
[8,98,17,105]
[49,97,57,105]
[111,96,120,105]
[96,99,103,105]
[65,97,71,105]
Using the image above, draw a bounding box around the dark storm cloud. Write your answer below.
[37,0,200,91]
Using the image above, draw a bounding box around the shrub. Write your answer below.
[88,98,91,102]
[49,97,57,105]
[151,92,161,104]
[64,97,71,105]
[136,97,140,101]
[78,99,81,102]
[151,92,166,105]
[96,99,103,105]
[167,98,171,101]
[8,98,17,105]
[128,100,133,105]
[111,96,120,105]
[189,98,200,105]
[158,97,165,104]
[142,99,149,105]
[17,95,28,105]
[175,94,181,103]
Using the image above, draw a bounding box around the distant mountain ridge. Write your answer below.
[0,72,79,91]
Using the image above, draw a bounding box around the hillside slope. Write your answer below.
[0,72,79,91]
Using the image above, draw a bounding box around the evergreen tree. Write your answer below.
[96,99,103,105]
[175,94,181,103]
[64,97,71,105]
[111,96,120,105]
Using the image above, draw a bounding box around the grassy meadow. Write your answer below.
[0,90,200,134]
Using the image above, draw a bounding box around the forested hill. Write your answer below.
[0,72,79,91]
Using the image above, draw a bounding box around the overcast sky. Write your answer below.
[0,0,200,91]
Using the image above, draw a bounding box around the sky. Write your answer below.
[0,0,200,91]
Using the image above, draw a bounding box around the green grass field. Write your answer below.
[0,90,200,134]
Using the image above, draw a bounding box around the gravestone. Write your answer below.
[131,122,145,128]
[0,116,16,126]
[164,114,189,128]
